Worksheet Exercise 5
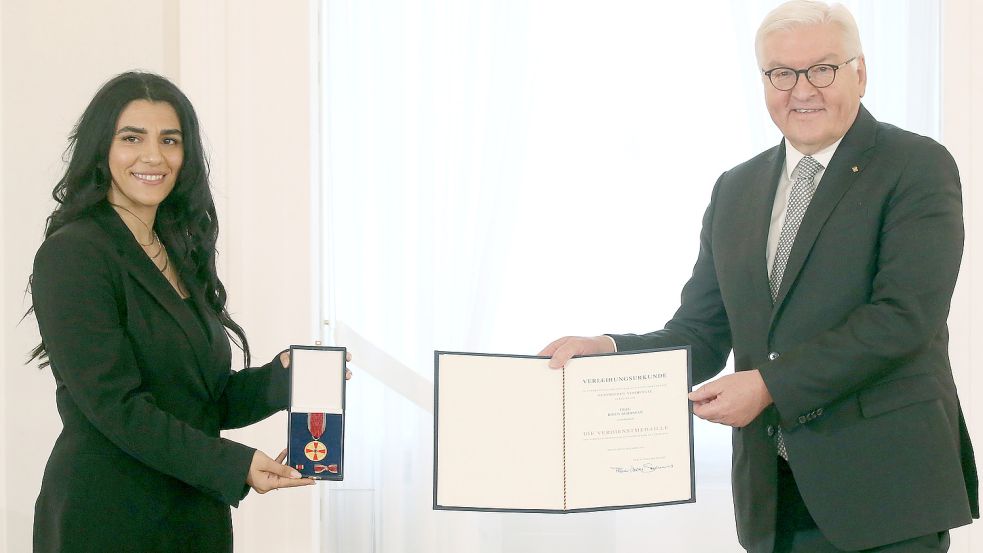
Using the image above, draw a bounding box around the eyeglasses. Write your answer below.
[763,57,857,91]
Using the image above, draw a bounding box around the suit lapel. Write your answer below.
[770,106,878,316]
[184,277,234,395]
[746,146,786,309]
[92,203,217,395]
[185,276,234,359]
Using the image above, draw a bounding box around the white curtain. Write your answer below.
[316,1,939,552]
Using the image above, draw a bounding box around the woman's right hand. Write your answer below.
[246,449,315,494]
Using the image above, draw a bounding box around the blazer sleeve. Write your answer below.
[32,231,256,507]
[608,172,733,385]
[758,140,964,430]
[218,354,290,430]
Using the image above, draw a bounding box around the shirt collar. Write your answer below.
[784,137,843,180]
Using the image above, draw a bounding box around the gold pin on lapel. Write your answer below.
[851,165,860,173]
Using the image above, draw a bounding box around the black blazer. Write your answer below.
[611,107,978,552]
[31,201,289,552]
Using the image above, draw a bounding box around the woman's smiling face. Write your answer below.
[106,99,184,218]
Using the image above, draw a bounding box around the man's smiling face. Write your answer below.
[760,22,866,154]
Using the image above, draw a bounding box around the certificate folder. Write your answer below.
[287,345,346,481]
[433,347,693,513]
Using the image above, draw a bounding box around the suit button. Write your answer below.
[768,352,780,361]
[798,415,808,424]
[766,425,775,437]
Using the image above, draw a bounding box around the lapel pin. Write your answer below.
[851,165,860,173]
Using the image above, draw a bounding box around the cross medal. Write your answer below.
[305,412,328,462]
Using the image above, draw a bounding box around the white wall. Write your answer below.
[0,1,6,545]
[176,0,320,550]
[0,0,316,551]
[943,0,983,548]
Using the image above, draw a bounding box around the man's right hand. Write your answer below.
[538,335,616,369]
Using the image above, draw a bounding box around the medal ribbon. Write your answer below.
[308,412,326,441]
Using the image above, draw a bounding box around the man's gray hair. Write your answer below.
[755,0,863,68]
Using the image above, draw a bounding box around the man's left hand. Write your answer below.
[689,370,773,428]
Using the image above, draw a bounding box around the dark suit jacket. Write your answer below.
[611,106,978,552]
[31,201,289,552]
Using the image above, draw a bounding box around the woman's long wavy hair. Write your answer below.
[28,71,251,367]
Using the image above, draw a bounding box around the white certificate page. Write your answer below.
[435,353,565,511]
[563,348,693,510]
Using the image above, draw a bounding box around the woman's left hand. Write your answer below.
[279,350,353,380]
[246,449,315,494]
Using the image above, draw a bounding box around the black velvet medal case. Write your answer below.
[287,345,346,480]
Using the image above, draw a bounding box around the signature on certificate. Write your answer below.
[610,462,673,473]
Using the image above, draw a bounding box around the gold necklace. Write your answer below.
[148,239,165,260]
[109,202,157,246]
[159,243,170,273]
[109,202,168,273]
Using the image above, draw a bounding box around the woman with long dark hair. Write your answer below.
[29,71,333,551]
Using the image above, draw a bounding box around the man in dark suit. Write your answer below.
[540,1,978,551]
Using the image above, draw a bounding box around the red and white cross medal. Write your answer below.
[305,412,328,462]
